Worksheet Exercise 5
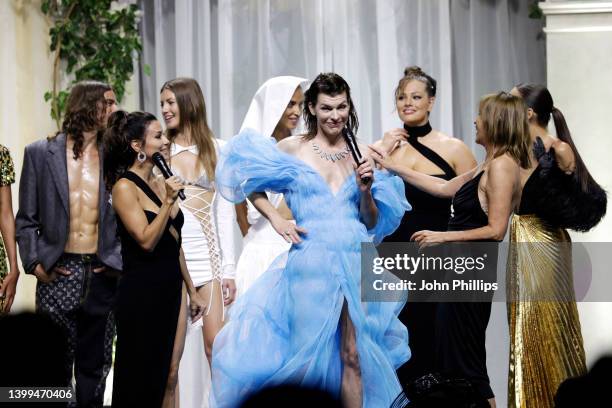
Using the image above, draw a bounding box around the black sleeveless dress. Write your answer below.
[383,137,456,387]
[112,171,184,407]
[435,170,495,400]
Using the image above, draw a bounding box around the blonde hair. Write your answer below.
[479,92,531,169]
[160,77,217,180]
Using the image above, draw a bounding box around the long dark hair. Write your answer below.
[303,73,358,139]
[516,83,600,192]
[58,80,112,159]
[103,110,157,189]
[160,78,217,181]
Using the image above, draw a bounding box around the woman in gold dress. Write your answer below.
[507,84,607,407]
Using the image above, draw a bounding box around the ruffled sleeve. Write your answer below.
[531,165,607,232]
[215,129,301,203]
[526,138,607,232]
[367,169,411,244]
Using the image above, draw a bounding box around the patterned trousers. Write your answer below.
[36,253,118,408]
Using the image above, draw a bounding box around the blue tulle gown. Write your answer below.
[211,129,411,407]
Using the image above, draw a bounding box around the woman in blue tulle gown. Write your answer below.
[211,73,411,408]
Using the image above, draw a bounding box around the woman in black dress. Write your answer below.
[378,66,476,386]
[103,111,206,407]
[372,92,533,407]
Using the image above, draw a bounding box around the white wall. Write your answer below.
[1,0,55,312]
[540,0,612,366]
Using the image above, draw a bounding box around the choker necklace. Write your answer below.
[312,142,351,163]
[404,122,432,138]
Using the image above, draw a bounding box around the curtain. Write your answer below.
[142,0,546,148]
[450,0,546,158]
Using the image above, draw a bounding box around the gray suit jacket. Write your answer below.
[16,133,122,273]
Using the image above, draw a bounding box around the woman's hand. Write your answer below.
[0,269,19,313]
[354,160,374,193]
[368,144,399,173]
[164,176,184,204]
[411,230,450,248]
[381,128,408,152]
[188,290,207,323]
[270,216,307,244]
[222,278,237,306]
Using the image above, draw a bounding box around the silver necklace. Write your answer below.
[312,142,351,163]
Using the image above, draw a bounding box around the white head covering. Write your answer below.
[240,76,309,138]
[239,76,308,225]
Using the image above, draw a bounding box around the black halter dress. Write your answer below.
[383,123,457,387]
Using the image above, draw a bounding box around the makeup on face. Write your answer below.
[280,87,305,131]
[312,92,350,137]
[396,80,432,126]
[160,89,180,130]
[144,120,170,160]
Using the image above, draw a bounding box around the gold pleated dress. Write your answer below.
[507,213,587,408]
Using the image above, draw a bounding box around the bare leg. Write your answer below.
[488,397,496,407]
[162,285,188,408]
[198,280,224,368]
[340,300,362,408]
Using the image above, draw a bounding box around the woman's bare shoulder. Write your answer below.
[436,132,472,154]
[277,135,305,154]
[489,154,520,177]
[112,178,139,205]
[551,139,574,159]
[113,178,134,193]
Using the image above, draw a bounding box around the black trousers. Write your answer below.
[36,253,118,408]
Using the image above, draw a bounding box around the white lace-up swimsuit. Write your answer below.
[170,141,236,318]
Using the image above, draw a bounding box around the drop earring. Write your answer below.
[137,151,146,163]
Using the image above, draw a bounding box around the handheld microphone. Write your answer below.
[342,127,371,185]
[152,152,186,201]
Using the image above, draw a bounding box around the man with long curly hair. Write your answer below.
[16,80,122,407]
